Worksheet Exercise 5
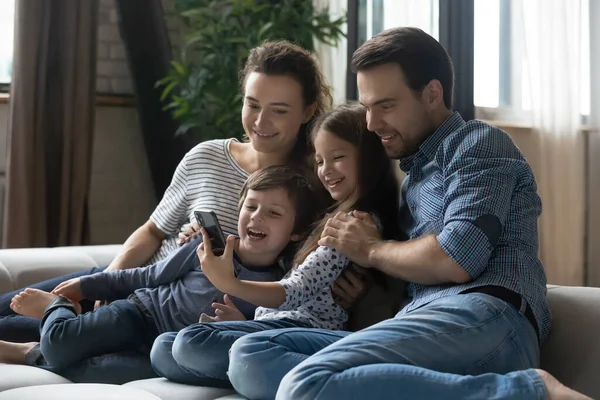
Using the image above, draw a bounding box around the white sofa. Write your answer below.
[0,245,599,399]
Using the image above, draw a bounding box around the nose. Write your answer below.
[250,209,264,222]
[255,110,269,129]
[366,109,383,133]
[320,159,332,176]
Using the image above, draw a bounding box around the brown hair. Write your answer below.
[240,40,333,165]
[238,165,330,256]
[294,103,400,264]
[351,27,454,109]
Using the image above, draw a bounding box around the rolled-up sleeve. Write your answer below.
[436,131,522,279]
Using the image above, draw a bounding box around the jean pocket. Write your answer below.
[463,330,530,375]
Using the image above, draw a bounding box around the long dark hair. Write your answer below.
[294,103,400,264]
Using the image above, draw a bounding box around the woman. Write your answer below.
[0,40,366,347]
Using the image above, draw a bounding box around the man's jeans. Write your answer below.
[25,296,159,384]
[228,293,547,400]
[150,318,309,387]
[0,266,106,342]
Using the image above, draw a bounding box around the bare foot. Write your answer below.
[536,370,593,400]
[10,288,81,319]
[0,340,37,364]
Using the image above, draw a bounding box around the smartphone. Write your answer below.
[194,210,227,254]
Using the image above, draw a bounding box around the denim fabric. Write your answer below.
[0,266,106,342]
[150,318,309,387]
[228,293,546,400]
[27,297,157,372]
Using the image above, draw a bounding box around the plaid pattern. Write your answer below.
[398,112,551,343]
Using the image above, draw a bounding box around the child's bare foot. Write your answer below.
[536,370,592,400]
[0,340,37,364]
[10,288,81,319]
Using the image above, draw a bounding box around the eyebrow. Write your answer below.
[245,96,292,108]
[359,97,396,107]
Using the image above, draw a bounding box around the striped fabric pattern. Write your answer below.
[146,139,248,266]
[398,112,552,343]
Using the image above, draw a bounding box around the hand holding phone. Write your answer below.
[194,211,227,255]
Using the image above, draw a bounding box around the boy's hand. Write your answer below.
[52,278,84,302]
[211,294,247,321]
[179,221,201,246]
[197,228,238,293]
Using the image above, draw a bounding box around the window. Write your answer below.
[0,0,15,86]
[474,0,591,119]
[360,0,438,43]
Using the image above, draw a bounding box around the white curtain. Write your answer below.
[313,0,347,105]
[519,0,586,285]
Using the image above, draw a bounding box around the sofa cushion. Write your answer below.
[541,285,600,399]
[125,378,237,400]
[0,245,121,293]
[0,383,161,400]
[0,364,70,392]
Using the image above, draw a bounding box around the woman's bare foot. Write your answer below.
[0,340,37,364]
[536,370,593,400]
[10,288,81,319]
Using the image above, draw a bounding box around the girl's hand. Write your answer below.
[211,294,247,321]
[178,221,202,246]
[332,264,372,310]
[197,228,238,293]
[52,278,84,302]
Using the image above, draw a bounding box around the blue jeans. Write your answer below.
[228,293,547,400]
[0,266,106,342]
[150,318,309,387]
[26,296,159,383]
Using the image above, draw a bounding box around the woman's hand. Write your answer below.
[332,264,372,310]
[197,228,238,294]
[178,221,202,246]
[52,278,84,302]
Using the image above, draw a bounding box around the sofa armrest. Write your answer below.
[0,245,122,294]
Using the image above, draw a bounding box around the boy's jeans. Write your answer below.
[228,293,547,400]
[150,318,309,386]
[25,295,159,383]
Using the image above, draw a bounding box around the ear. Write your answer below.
[302,102,318,124]
[290,232,305,242]
[424,79,444,110]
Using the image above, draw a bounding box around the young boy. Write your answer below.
[0,165,325,381]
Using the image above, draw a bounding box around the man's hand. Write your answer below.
[197,228,238,293]
[332,264,371,310]
[318,211,381,267]
[211,294,247,321]
[178,221,201,246]
[52,278,84,302]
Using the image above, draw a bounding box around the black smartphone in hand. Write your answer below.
[194,210,227,255]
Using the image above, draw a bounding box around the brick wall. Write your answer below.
[96,0,182,95]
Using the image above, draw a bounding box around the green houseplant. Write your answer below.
[159,0,346,141]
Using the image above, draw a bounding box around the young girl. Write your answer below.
[149,103,400,386]
[0,166,326,384]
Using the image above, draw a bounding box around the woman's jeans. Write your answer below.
[0,266,106,342]
[25,295,159,384]
[150,318,309,387]
[227,293,547,400]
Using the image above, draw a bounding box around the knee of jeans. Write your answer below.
[171,324,212,370]
[39,328,71,369]
[149,332,176,376]
[228,335,276,399]
[277,364,332,400]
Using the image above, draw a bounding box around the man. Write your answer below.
[226,27,591,400]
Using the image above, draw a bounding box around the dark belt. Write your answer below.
[461,285,539,341]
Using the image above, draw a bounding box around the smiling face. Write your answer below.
[236,187,300,266]
[357,63,433,159]
[242,72,314,158]
[313,130,359,202]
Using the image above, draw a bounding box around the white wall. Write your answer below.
[0,102,157,246]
